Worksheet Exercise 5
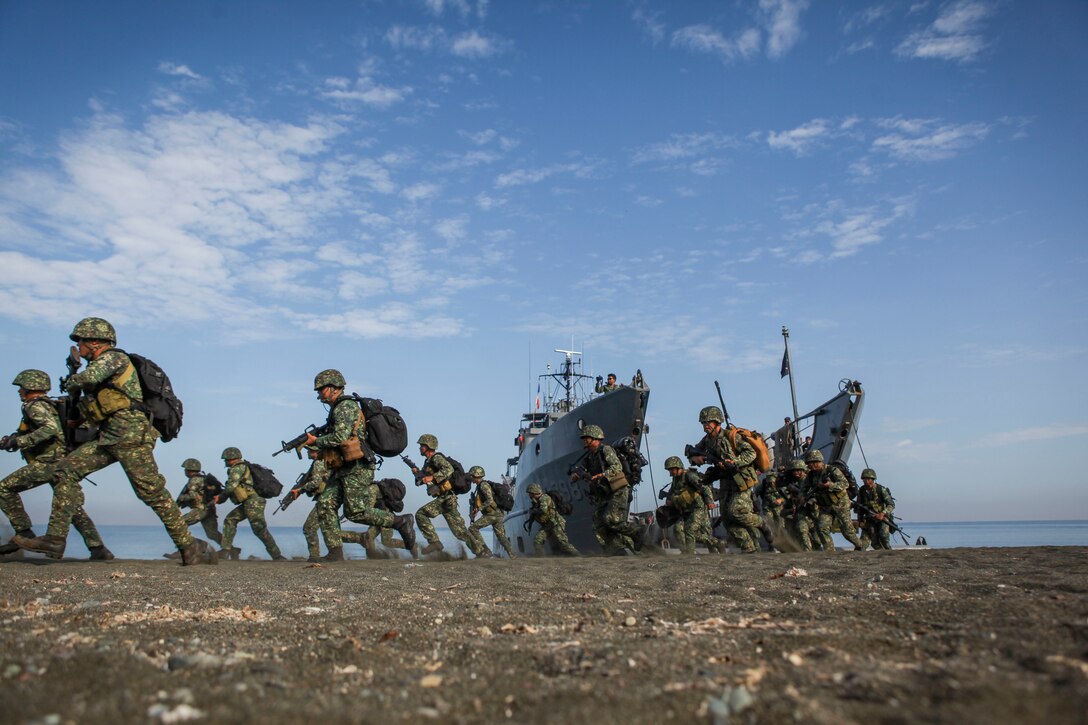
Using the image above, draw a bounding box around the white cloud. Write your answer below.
[451,30,507,58]
[759,0,810,58]
[631,132,735,164]
[872,118,990,161]
[896,0,993,62]
[400,181,442,202]
[320,72,411,108]
[434,215,468,242]
[157,62,202,80]
[767,119,831,156]
[494,162,591,189]
[818,201,912,258]
[386,24,446,52]
[671,24,761,62]
[632,4,666,44]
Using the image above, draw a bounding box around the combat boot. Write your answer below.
[760,522,776,550]
[272,554,287,561]
[180,538,216,566]
[392,514,417,552]
[323,546,344,562]
[420,540,444,555]
[88,545,115,561]
[0,529,35,555]
[13,534,65,559]
[632,527,647,552]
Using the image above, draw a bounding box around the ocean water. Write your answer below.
[2,520,1084,561]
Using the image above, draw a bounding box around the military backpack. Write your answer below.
[350,395,408,457]
[443,456,472,495]
[376,477,407,513]
[113,349,184,442]
[202,472,224,505]
[491,480,515,512]
[610,436,649,486]
[247,462,283,499]
[547,490,573,516]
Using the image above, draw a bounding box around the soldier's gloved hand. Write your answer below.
[658,488,668,500]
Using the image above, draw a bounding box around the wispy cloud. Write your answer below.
[767,119,832,156]
[157,62,202,80]
[320,65,412,109]
[759,0,810,59]
[386,24,510,58]
[896,0,994,62]
[631,3,666,45]
[872,117,990,161]
[670,0,809,62]
[494,162,594,189]
[671,24,761,62]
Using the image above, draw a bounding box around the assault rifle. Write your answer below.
[274,470,311,515]
[400,455,425,483]
[273,423,330,459]
[58,345,87,451]
[853,501,910,545]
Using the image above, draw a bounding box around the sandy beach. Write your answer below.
[1,546,1085,724]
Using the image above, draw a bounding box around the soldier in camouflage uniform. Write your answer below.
[855,468,896,550]
[663,456,721,554]
[758,472,787,535]
[0,370,113,560]
[782,459,821,551]
[804,449,863,551]
[217,447,285,561]
[570,424,643,555]
[694,406,774,553]
[410,434,470,556]
[528,483,579,556]
[15,319,211,564]
[466,466,516,559]
[302,370,416,561]
[176,458,223,546]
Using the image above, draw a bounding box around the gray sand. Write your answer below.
[1,547,1086,724]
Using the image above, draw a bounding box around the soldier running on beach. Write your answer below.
[466,466,516,558]
[527,483,579,556]
[410,434,470,555]
[218,447,285,561]
[0,369,113,560]
[856,468,896,550]
[804,449,864,551]
[176,458,223,546]
[15,319,210,564]
[569,424,644,555]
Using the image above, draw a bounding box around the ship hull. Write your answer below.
[503,385,649,555]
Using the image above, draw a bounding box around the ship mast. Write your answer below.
[554,347,579,411]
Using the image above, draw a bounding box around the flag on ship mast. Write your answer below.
[535,383,541,411]
[780,346,790,379]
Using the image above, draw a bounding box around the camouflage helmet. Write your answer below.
[804,449,824,463]
[181,458,202,471]
[580,424,604,440]
[664,456,684,470]
[698,406,724,424]
[861,468,877,480]
[221,446,242,461]
[468,465,485,478]
[789,459,807,472]
[69,317,117,344]
[313,368,346,390]
[527,483,543,495]
[417,433,438,450]
[11,369,51,392]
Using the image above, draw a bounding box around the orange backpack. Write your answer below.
[726,426,772,472]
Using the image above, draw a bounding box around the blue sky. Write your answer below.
[1,0,1085,535]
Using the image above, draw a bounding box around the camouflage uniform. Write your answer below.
[415,452,470,548]
[299,459,365,559]
[856,480,896,550]
[698,427,764,552]
[45,347,193,550]
[315,396,395,549]
[594,379,619,394]
[667,469,718,553]
[579,444,639,554]
[220,461,283,559]
[0,396,107,553]
[530,489,578,555]
[468,480,515,558]
[805,464,863,551]
[758,475,787,533]
[177,472,223,545]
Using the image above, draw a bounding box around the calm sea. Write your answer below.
[2,520,1085,560]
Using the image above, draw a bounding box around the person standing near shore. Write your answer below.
[176,458,223,546]
[15,319,209,564]
[856,468,896,550]
[0,369,113,560]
